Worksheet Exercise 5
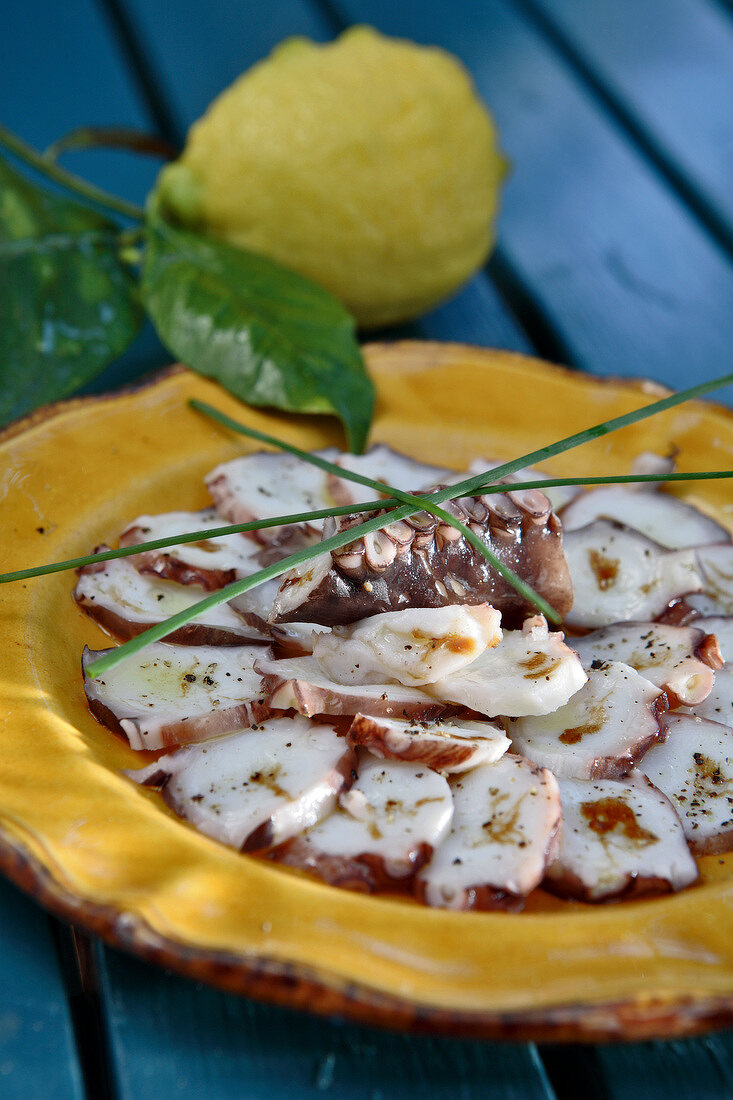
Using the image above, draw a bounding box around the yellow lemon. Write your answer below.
[156,27,505,327]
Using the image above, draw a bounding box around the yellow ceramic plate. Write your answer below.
[3,342,733,1042]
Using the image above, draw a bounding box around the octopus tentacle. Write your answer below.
[270,488,574,627]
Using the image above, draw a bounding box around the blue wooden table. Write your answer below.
[3,0,733,1095]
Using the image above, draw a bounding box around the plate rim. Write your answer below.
[4,829,733,1043]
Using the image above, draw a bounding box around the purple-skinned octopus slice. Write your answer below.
[332,444,454,505]
[425,616,587,718]
[272,753,453,892]
[687,545,733,616]
[414,754,562,911]
[311,604,502,687]
[205,448,342,548]
[74,552,269,645]
[641,713,733,854]
[459,457,581,512]
[126,716,356,853]
[254,652,455,720]
[119,508,264,590]
[83,642,271,751]
[205,444,454,551]
[119,509,325,652]
[506,661,667,779]
[560,487,730,550]
[570,622,722,707]
[348,712,509,773]
[562,520,703,628]
[544,773,698,901]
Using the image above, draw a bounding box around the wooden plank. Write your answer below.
[324,0,733,396]
[97,944,557,1100]
[0,0,161,206]
[593,1035,733,1099]
[0,879,83,1100]
[389,275,533,353]
[513,0,733,254]
[109,0,335,129]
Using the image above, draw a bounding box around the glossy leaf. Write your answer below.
[0,156,144,426]
[140,215,374,452]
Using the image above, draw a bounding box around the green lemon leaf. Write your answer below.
[0,155,144,427]
[140,214,374,453]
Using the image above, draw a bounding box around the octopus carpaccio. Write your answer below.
[76,443,733,910]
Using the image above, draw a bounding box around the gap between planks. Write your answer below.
[51,920,117,1100]
[94,0,184,148]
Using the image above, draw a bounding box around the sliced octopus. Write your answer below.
[205,447,342,547]
[127,716,356,852]
[227,580,292,637]
[205,444,453,552]
[227,580,328,656]
[641,714,733,854]
[120,508,329,651]
[688,545,733,616]
[683,668,733,726]
[74,553,268,644]
[463,458,581,512]
[544,774,698,901]
[562,520,702,628]
[689,617,733,663]
[348,713,509,773]
[426,616,587,718]
[560,486,730,550]
[78,436,733,909]
[273,754,453,892]
[506,661,667,779]
[333,444,454,505]
[311,604,502,687]
[571,622,722,707]
[270,489,573,628]
[119,508,317,648]
[119,509,263,590]
[414,754,562,911]
[255,652,454,720]
[83,643,271,750]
